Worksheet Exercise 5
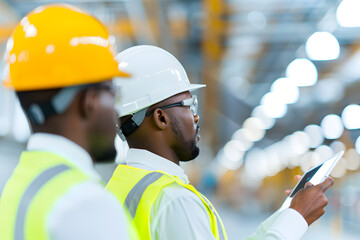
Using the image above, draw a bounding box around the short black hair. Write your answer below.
[16,88,62,110]
[16,88,62,129]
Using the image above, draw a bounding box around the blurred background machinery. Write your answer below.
[1,0,360,239]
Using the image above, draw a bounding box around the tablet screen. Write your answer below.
[280,151,343,211]
[289,151,343,197]
[290,164,323,197]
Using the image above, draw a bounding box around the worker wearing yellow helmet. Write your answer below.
[106,45,334,240]
[0,4,137,240]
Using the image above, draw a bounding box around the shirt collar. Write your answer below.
[125,148,190,184]
[27,133,101,181]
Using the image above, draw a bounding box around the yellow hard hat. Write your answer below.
[3,4,129,91]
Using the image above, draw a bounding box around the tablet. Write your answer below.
[279,151,344,211]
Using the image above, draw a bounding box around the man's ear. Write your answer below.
[152,109,169,130]
[78,89,98,120]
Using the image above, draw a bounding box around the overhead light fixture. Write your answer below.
[320,114,344,140]
[242,117,266,142]
[305,32,340,61]
[336,0,360,27]
[304,124,324,148]
[217,141,245,170]
[315,145,334,162]
[270,77,299,104]
[286,58,318,87]
[345,149,360,170]
[247,11,267,29]
[355,136,360,154]
[251,105,276,129]
[341,104,360,130]
[231,129,254,151]
[330,141,346,153]
[244,148,268,180]
[260,92,288,118]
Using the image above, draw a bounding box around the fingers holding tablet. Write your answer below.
[289,177,333,226]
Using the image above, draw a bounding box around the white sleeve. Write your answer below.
[151,184,308,240]
[47,181,131,240]
[151,184,216,240]
[246,208,308,240]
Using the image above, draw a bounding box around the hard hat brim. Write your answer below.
[2,68,131,91]
[118,83,206,117]
[185,83,206,92]
[116,69,131,78]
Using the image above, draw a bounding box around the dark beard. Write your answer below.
[92,147,117,163]
[170,116,200,162]
[89,135,117,163]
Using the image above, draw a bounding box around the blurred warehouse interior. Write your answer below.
[1,0,360,239]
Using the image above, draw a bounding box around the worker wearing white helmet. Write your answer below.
[106,45,334,240]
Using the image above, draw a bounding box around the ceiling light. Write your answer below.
[342,104,360,130]
[336,0,360,27]
[305,32,340,61]
[304,124,324,148]
[321,114,344,140]
[270,77,299,104]
[286,58,318,87]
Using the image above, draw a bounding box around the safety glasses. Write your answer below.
[145,95,198,117]
[26,81,116,125]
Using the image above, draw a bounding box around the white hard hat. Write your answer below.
[115,45,205,117]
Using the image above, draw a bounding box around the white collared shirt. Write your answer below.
[27,133,131,240]
[124,148,308,240]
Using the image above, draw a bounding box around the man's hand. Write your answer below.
[289,177,334,226]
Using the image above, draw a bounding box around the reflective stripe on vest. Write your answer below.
[200,193,226,240]
[125,172,163,218]
[15,164,70,240]
[0,151,91,240]
[106,165,228,240]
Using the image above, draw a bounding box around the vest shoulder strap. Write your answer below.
[108,165,227,240]
[0,151,92,240]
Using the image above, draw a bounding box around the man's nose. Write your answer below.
[194,114,200,123]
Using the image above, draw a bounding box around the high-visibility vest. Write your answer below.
[0,151,138,240]
[106,165,228,240]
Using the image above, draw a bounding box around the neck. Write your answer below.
[33,120,90,159]
[128,139,180,166]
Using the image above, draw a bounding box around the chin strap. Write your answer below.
[25,84,90,125]
[117,108,148,141]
